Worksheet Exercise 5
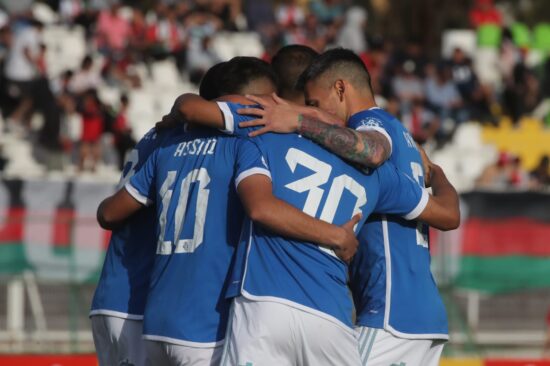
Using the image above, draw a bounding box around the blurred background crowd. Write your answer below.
[0,0,549,192]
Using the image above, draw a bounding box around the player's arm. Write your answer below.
[237,174,360,262]
[417,165,460,231]
[237,94,390,168]
[96,188,145,230]
[98,145,158,230]
[156,94,254,132]
[376,163,460,231]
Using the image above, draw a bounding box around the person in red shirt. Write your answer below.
[79,89,104,172]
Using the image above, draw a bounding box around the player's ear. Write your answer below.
[334,80,345,102]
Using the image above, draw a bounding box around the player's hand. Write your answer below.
[155,112,180,130]
[237,93,302,137]
[155,96,184,130]
[417,143,433,188]
[333,214,361,263]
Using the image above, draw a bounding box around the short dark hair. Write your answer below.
[199,62,227,100]
[218,56,278,96]
[298,48,373,93]
[271,45,319,94]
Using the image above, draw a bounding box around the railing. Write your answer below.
[0,177,549,354]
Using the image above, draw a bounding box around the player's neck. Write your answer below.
[346,94,377,121]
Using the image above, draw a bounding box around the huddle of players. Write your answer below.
[90,46,460,366]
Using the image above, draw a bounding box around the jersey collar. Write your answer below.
[348,107,382,127]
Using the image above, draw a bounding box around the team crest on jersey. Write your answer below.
[359,118,382,129]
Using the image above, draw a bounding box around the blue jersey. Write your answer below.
[218,102,428,331]
[127,127,270,346]
[348,108,449,339]
[91,128,167,319]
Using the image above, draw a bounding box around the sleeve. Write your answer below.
[234,138,272,189]
[126,148,158,206]
[374,162,429,220]
[216,101,260,137]
[347,113,393,154]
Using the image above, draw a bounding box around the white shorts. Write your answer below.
[145,340,222,366]
[91,315,147,366]
[221,296,361,366]
[355,326,445,366]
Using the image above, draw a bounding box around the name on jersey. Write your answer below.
[174,138,217,157]
[403,131,417,150]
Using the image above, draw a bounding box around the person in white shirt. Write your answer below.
[3,19,43,131]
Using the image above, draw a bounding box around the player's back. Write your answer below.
[219,102,425,330]
[348,108,448,338]
[91,128,167,319]
[127,126,269,345]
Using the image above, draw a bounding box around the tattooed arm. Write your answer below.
[238,94,391,169]
[297,114,391,168]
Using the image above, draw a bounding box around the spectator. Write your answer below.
[3,19,44,133]
[449,48,492,122]
[69,55,101,95]
[391,60,424,112]
[476,152,513,189]
[112,94,135,170]
[78,89,104,172]
[185,11,222,84]
[502,49,541,123]
[530,155,550,189]
[425,63,464,123]
[310,0,345,26]
[508,156,529,189]
[336,6,367,54]
[95,3,130,58]
[276,0,305,28]
[401,99,440,145]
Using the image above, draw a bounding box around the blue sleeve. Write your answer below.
[234,138,272,188]
[374,162,428,220]
[126,147,158,206]
[217,101,261,137]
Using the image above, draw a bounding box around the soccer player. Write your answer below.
[96,60,359,365]
[166,91,458,365]
[271,45,319,105]
[90,127,170,366]
[228,49,459,365]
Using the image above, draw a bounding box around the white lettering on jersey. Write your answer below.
[174,138,217,157]
[285,148,367,257]
[410,162,429,248]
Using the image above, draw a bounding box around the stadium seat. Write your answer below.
[476,24,502,48]
[473,48,501,87]
[533,23,550,52]
[441,30,477,58]
[2,136,45,177]
[151,60,181,88]
[97,87,121,107]
[482,117,550,170]
[32,2,59,24]
[453,122,484,150]
[511,22,531,48]
[211,32,265,61]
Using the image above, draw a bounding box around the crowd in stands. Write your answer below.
[0,0,548,189]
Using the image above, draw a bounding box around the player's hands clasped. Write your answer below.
[333,214,361,263]
[237,93,303,137]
